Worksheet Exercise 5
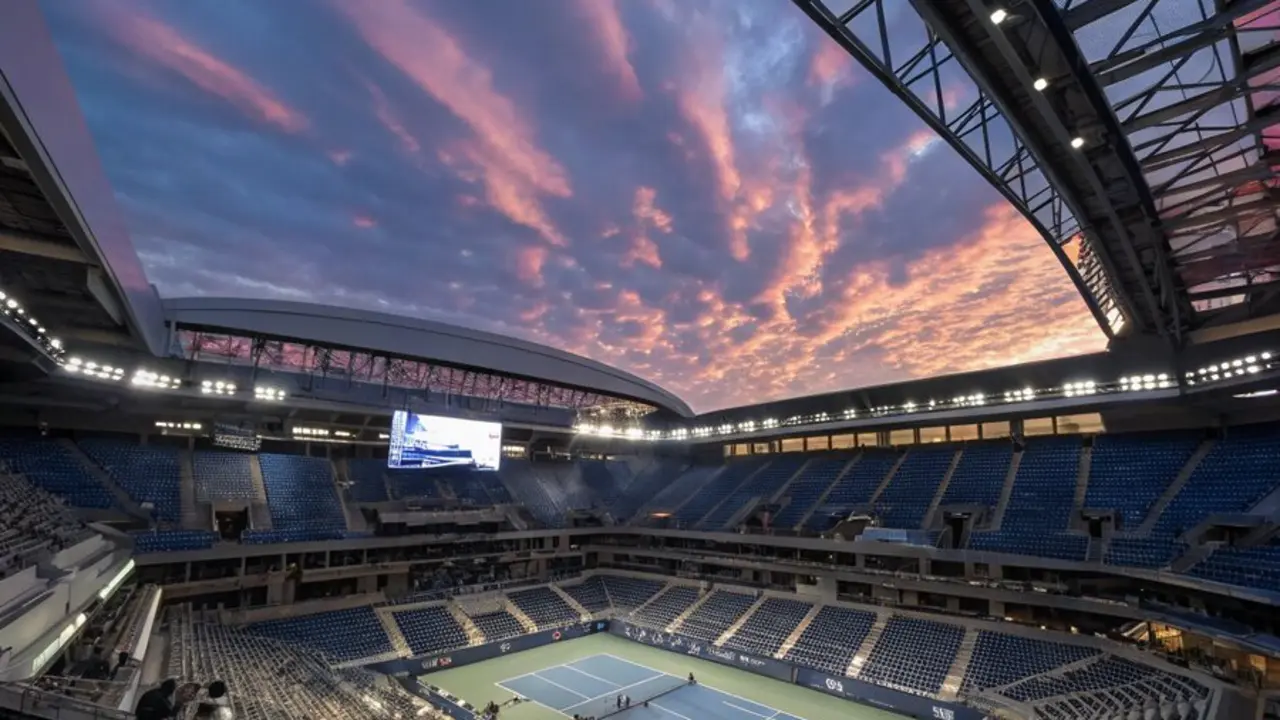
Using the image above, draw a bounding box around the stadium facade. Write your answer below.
[0,4,1278,720]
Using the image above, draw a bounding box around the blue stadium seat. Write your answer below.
[698,455,807,529]
[131,530,218,553]
[961,632,1099,694]
[391,605,469,656]
[940,442,1011,508]
[970,437,1087,561]
[346,459,390,503]
[193,450,257,503]
[677,589,757,641]
[247,606,392,662]
[723,597,811,657]
[0,437,114,509]
[507,586,580,629]
[858,616,964,696]
[876,446,955,529]
[79,439,182,522]
[256,453,347,540]
[672,458,769,527]
[772,455,852,529]
[783,605,876,675]
[806,450,898,531]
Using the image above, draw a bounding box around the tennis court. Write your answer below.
[427,633,901,720]
[497,652,807,719]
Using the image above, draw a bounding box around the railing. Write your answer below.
[0,683,132,720]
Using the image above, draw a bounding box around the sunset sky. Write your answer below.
[40,0,1107,412]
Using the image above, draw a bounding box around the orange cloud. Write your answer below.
[337,0,572,247]
[365,81,420,155]
[512,245,549,287]
[353,215,377,229]
[574,0,642,102]
[809,38,854,89]
[100,10,307,134]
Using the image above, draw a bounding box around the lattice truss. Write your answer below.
[174,329,647,412]
[1052,0,1280,319]
[794,0,1280,339]
[792,0,1128,338]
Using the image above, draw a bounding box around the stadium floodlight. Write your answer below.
[990,8,1008,24]
[254,385,287,401]
[1033,77,1048,91]
[156,421,202,431]
[64,357,125,382]
[625,427,644,439]
[1070,136,1085,149]
[378,432,390,440]
[762,418,779,428]
[132,369,182,390]
[292,426,329,437]
[201,380,237,396]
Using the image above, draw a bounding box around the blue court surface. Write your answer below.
[496,652,807,719]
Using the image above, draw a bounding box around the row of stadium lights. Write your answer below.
[988,8,1087,151]
[577,358,1272,441]
[63,357,289,402]
[0,289,65,359]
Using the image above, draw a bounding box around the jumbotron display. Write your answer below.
[387,411,502,471]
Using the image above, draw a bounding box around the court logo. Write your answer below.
[500,643,511,653]
[932,707,955,720]
[552,631,562,641]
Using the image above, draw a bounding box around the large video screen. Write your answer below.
[388,411,502,471]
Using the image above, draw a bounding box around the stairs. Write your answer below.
[715,595,767,647]
[505,599,538,633]
[848,613,888,678]
[695,463,772,529]
[375,608,412,656]
[247,456,273,531]
[1136,439,1214,535]
[330,461,365,533]
[178,451,207,530]
[939,627,978,701]
[795,455,862,530]
[1072,443,1093,526]
[987,449,1023,531]
[775,604,822,659]
[446,602,485,647]
[868,453,910,505]
[1170,542,1220,573]
[636,466,726,520]
[628,582,671,618]
[666,587,712,634]
[1086,535,1108,563]
[551,584,591,621]
[923,448,964,528]
[57,439,150,520]
[769,459,815,503]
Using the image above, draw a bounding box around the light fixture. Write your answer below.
[1070,137,1085,149]
[254,385,287,401]
[1033,77,1049,91]
[132,369,182,390]
[990,8,1008,24]
[201,380,237,396]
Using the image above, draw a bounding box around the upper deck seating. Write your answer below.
[0,437,113,509]
[672,458,768,527]
[79,439,183,522]
[876,446,954,529]
[256,454,346,538]
[194,450,257,503]
[806,450,898,530]
[345,459,389,503]
[940,442,1012,508]
[698,455,807,529]
[969,437,1087,561]
[772,455,852,529]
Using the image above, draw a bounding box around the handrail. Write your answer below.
[0,682,132,719]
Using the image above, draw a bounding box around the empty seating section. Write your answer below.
[562,576,611,612]
[170,613,427,720]
[386,469,441,500]
[961,632,1099,694]
[678,589,757,641]
[940,443,1011,507]
[699,455,807,529]
[470,610,523,642]
[772,456,850,529]
[0,438,114,509]
[345,459,389,502]
[1003,655,1193,703]
[80,439,182,521]
[970,438,1087,561]
[474,472,512,503]
[247,606,392,661]
[391,605,469,656]
[858,616,964,696]
[784,605,876,675]
[1085,433,1197,529]
[877,447,954,529]
[601,576,666,609]
[579,461,622,508]
[557,468,597,511]
[507,586,580,628]
[610,459,682,521]
[499,460,566,526]
[1188,541,1280,590]
[672,458,767,526]
[193,450,257,503]
[441,470,496,506]
[132,530,216,553]
[631,585,699,628]
[724,597,811,656]
[1110,427,1280,569]
[0,469,94,572]
[639,465,719,521]
[256,454,347,539]
[806,451,899,530]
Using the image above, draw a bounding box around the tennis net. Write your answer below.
[560,672,689,718]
